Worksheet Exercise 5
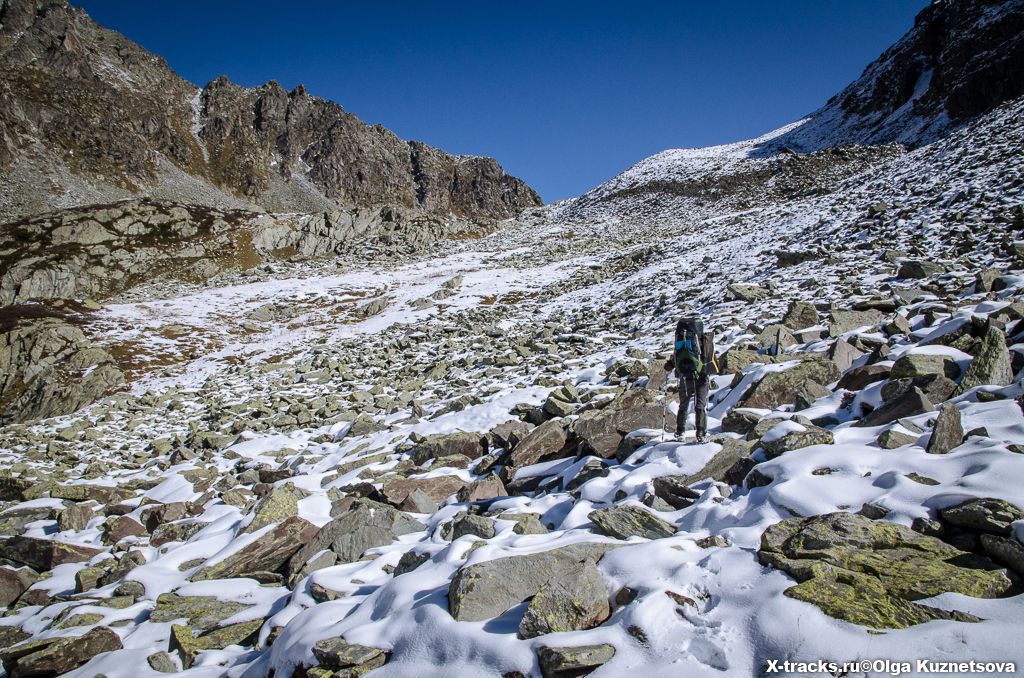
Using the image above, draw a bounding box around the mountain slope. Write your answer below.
[0,0,540,221]
[559,0,1023,222]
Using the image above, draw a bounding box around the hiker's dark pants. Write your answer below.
[677,371,710,436]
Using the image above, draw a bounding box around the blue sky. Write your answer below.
[75,1,926,203]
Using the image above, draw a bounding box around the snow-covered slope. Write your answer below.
[0,84,1022,676]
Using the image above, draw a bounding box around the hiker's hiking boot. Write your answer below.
[696,433,708,444]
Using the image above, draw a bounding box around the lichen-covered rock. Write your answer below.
[518,560,610,639]
[760,421,834,459]
[241,484,301,534]
[448,543,617,621]
[740,359,840,410]
[537,643,616,678]
[588,504,676,540]
[781,300,820,330]
[828,309,884,337]
[150,593,254,632]
[759,512,1013,628]
[170,619,262,668]
[890,353,961,380]
[980,534,1024,578]
[953,325,1014,396]
[311,637,386,673]
[0,626,122,676]
[379,475,466,508]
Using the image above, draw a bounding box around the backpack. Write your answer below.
[673,316,704,374]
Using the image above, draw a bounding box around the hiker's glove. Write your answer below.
[663,360,673,372]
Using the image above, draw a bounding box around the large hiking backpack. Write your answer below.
[673,316,704,374]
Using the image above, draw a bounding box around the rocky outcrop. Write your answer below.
[0,0,540,222]
[0,199,490,304]
[0,308,124,423]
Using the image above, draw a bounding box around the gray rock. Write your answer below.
[980,534,1024,578]
[147,651,179,673]
[828,309,884,337]
[781,301,820,330]
[926,403,964,454]
[953,325,1014,396]
[588,504,676,540]
[448,542,617,621]
[941,498,1024,535]
[573,389,663,459]
[311,637,386,672]
[241,485,301,534]
[508,418,568,469]
[890,353,960,380]
[444,513,496,541]
[855,387,933,427]
[192,515,318,581]
[411,431,485,465]
[0,626,122,676]
[537,644,616,678]
[761,422,834,459]
[518,560,610,639]
[0,313,125,425]
[898,260,946,279]
[726,283,769,302]
[285,499,423,582]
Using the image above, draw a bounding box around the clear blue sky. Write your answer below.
[74,1,926,203]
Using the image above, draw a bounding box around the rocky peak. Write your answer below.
[0,0,540,221]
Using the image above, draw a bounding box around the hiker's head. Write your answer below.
[675,315,703,340]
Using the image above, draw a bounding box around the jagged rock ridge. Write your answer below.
[0,0,540,221]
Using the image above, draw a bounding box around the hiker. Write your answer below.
[663,315,717,442]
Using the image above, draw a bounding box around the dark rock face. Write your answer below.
[0,0,540,222]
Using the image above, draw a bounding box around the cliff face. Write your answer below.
[0,0,541,221]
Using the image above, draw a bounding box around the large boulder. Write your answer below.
[828,309,884,337]
[854,387,933,427]
[925,403,964,454]
[0,311,125,424]
[241,485,301,534]
[191,515,318,581]
[759,512,1013,628]
[940,498,1024,535]
[537,644,616,678]
[411,431,486,465]
[953,325,1014,396]
[379,475,467,508]
[740,359,840,410]
[508,418,569,469]
[286,499,423,582]
[588,504,676,540]
[781,301,820,330]
[890,353,961,380]
[448,542,617,621]
[0,626,122,676]
[726,283,769,302]
[573,389,663,459]
[0,536,104,570]
[150,593,254,632]
[518,559,610,639]
[311,638,387,675]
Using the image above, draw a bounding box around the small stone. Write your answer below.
[311,637,386,672]
[941,498,1024,536]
